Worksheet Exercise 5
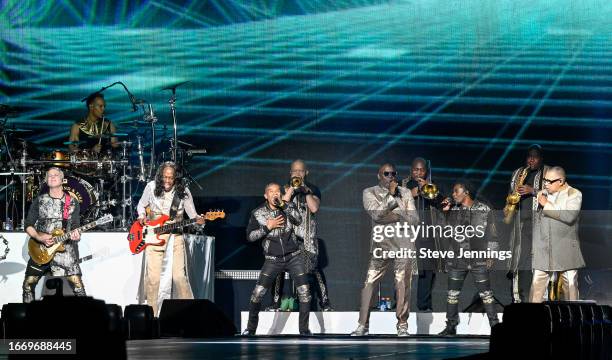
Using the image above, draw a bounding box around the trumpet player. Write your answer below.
[268,160,333,311]
[401,157,446,312]
[506,145,549,303]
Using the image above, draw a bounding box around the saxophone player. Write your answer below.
[506,145,549,303]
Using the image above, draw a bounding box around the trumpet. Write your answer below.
[421,182,439,200]
[290,176,303,188]
[419,160,439,200]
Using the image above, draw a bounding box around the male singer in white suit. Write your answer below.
[529,166,585,302]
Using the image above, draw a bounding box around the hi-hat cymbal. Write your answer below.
[161,80,190,91]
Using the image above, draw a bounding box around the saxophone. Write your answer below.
[503,167,529,224]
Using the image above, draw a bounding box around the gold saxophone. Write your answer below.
[503,167,529,224]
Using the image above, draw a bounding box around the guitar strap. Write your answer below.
[62,192,72,230]
[169,191,181,220]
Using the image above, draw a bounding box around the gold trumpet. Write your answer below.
[290,176,303,188]
[421,182,439,200]
[419,160,439,200]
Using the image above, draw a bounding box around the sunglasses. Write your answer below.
[543,178,562,185]
[383,171,397,177]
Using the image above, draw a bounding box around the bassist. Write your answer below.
[136,161,205,315]
[22,167,83,302]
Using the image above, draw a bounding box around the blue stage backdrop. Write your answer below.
[1,0,610,310]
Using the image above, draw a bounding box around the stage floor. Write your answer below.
[126,336,490,360]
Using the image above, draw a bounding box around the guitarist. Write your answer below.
[136,161,205,315]
[22,167,84,303]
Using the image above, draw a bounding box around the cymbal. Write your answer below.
[161,80,190,91]
[177,139,194,147]
[63,140,84,145]
[0,172,32,176]
[2,128,32,133]
[115,120,151,126]
[98,132,129,138]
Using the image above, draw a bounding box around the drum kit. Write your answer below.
[0,81,206,231]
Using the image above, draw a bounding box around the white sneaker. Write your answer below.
[397,323,409,337]
[350,325,369,336]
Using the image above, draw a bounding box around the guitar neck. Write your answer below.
[154,218,198,234]
[54,221,98,243]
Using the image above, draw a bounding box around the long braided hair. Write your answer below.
[154,161,187,199]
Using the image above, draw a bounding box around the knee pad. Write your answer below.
[250,285,267,304]
[22,276,41,303]
[447,290,461,304]
[296,284,311,304]
[479,290,495,304]
[23,275,40,289]
[66,275,86,296]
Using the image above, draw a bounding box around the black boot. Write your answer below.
[246,301,261,335]
[438,321,457,336]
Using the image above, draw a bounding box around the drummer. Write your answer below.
[68,93,119,154]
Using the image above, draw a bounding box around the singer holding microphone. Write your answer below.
[242,182,312,335]
[351,163,418,337]
[68,92,119,154]
[529,166,584,302]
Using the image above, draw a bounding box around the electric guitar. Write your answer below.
[27,214,114,265]
[128,210,225,254]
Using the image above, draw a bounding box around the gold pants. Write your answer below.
[358,258,413,328]
[529,269,579,303]
[144,234,193,315]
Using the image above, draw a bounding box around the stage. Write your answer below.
[240,311,502,335]
[0,232,215,308]
[125,336,490,360]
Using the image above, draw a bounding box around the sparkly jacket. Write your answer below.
[289,182,320,271]
[247,202,302,258]
[25,192,81,275]
[443,200,498,269]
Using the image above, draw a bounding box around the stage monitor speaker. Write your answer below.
[159,299,236,338]
[1,303,28,339]
[124,304,158,340]
[490,301,612,359]
[26,296,126,358]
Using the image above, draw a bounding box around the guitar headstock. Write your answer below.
[203,210,225,221]
[96,214,114,226]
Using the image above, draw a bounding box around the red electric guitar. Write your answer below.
[128,210,225,254]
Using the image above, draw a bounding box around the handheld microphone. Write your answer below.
[538,189,549,211]
[273,198,286,210]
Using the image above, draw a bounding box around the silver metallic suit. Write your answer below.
[356,185,418,332]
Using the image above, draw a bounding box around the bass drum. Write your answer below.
[39,176,97,216]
